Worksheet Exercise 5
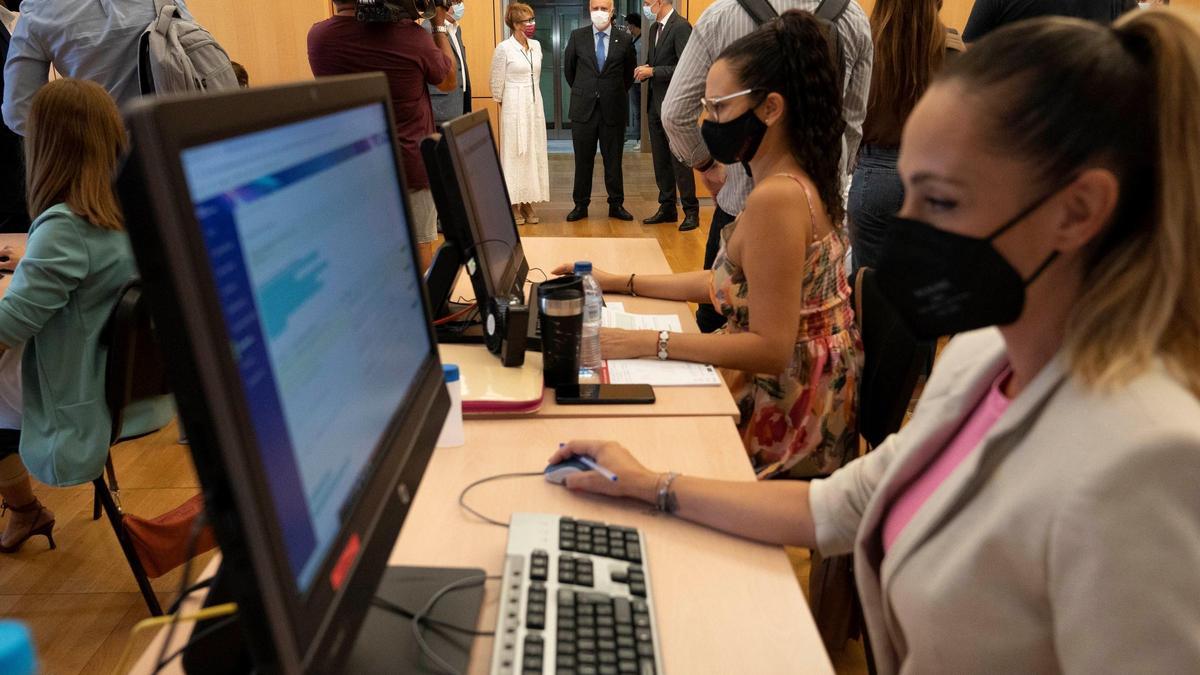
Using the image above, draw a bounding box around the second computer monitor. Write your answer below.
[440,111,528,300]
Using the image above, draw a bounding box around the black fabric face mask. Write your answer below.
[700,108,768,167]
[874,186,1065,340]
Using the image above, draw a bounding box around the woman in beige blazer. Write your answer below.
[549,8,1200,673]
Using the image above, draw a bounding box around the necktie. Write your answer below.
[649,22,660,61]
[596,32,607,70]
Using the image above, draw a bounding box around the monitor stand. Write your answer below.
[182,564,486,674]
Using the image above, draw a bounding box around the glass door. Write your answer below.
[530,3,588,140]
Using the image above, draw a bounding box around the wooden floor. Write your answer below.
[0,150,866,674]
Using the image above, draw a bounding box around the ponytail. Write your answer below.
[718,10,845,226]
[940,9,1200,396]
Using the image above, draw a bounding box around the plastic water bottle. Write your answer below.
[575,261,603,380]
[436,364,465,448]
[0,621,37,675]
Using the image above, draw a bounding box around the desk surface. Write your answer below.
[390,416,833,675]
[130,418,832,675]
[451,237,739,420]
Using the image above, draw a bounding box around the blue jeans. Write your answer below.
[847,145,903,277]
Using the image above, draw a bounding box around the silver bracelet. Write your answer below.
[655,472,680,514]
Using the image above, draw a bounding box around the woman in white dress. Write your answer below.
[491,2,550,225]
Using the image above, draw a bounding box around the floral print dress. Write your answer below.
[710,175,863,479]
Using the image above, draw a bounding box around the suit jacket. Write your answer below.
[423,21,471,123]
[644,11,691,117]
[563,25,636,126]
[810,328,1200,674]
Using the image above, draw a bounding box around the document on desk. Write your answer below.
[601,305,683,333]
[603,359,723,386]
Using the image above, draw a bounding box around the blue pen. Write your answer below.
[578,456,618,482]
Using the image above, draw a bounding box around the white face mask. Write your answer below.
[591,9,612,30]
[1137,1,1151,7]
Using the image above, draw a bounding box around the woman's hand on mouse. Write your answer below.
[549,440,659,503]
[0,245,23,270]
[549,263,626,293]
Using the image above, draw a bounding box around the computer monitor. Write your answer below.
[439,111,528,301]
[117,74,479,673]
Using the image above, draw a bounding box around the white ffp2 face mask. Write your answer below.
[591,9,612,30]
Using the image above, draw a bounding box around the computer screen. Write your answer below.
[450,118,522,295]
[179,102,431,592]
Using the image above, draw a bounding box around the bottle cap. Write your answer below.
[573,261,592,274]
[442,364,460,383]
[0,621,37,675]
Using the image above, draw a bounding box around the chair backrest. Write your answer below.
[852,267,928,448]
[102,280,171,446]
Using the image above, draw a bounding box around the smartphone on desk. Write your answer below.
[555,384,656,405]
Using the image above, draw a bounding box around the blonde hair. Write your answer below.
[941,9,1200,397]
[505,2,534,30]
[25,79,127,231]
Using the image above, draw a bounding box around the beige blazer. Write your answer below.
[810,328,1200,674]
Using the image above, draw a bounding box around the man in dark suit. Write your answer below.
[635,0,697,231]
[563,0,637,222]
[0,0,30,233]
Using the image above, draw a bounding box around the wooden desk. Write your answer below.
[390,416,833,675]
[449,237,740,420]
[130,418,833,674]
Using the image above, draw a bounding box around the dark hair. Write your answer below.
[625,13,641,29]
[231,61,250,88]
[718,10,845,225]
[868,0,947,134]
[939,10,1200,395]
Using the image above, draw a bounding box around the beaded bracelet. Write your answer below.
[627,274,638,297]
[655,472,680,514]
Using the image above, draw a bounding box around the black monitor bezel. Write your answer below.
[438,111,529,300]
[118,74,448,674]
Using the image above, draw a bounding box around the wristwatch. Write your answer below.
[434,26,450,34]
[656,331,670,361]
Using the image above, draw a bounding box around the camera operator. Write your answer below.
[308,0,457,272]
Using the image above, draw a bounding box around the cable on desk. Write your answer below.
[434,302,479,326]
[528,267,550,282]
[411,574,499,675]
[150,614,240,674]
[371,596,495,637]
[458,471,543,528]
[110,602,238,675]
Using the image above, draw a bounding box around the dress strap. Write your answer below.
[773,173,818,244]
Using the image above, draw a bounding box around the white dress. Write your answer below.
[490,36,550,205]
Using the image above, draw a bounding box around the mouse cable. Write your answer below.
[371,593,495,637]
[411,573,500,675]
[458,471,543,528]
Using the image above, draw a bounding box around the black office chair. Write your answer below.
[91,280,172,616]
[809,267,929,674]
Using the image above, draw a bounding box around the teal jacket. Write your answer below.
[0,204,172,486]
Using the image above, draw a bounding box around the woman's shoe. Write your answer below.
[0,498,56,553]
[522,204,540,225]
[513,208,526,226]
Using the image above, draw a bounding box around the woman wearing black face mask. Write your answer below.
[549,9,1200,673]
[553,11,862,479]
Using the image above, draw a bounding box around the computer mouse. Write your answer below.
[544,456,593,485]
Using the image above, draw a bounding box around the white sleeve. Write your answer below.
[490,43,507,104]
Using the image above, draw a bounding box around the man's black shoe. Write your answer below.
[642,208,678,225]
[609,205,635,221]
[566,206,588,222]
[678,214,701,232]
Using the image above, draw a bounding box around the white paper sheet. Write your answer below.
[604,359,723,387]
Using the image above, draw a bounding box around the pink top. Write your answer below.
[881,368,1012,553]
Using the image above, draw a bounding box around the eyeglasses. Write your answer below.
[700,88,763,123]
[516,18,536,25]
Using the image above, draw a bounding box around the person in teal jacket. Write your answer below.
[0,78,172,553]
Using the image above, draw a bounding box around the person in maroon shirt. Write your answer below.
[308,0,456,270]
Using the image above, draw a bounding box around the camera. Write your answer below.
[355,0,445,22]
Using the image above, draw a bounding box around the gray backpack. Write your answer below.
[735,0,852,87]
[138,0,239,95]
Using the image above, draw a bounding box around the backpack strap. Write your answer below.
[814,0,852,23]
[736,0,779,27]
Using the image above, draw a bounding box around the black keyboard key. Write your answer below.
[524,656,543,670]
[636,642,654,658]
[610,569,628,584]
[616,624,633,637]
[559,641,577,654]
[578,651,597,665]
[599,639,617,652]
[612,548,627,560]
[577,542,593,553]
[619,660,638,674]
[557,654,577,668]
[618,648,636,661]
[633,614,650,629]
[598,651,617,665]
[578,639,596,652]
[617,636,634,649]
[578,627,596,640]
[578,615,596,628]
[559,617,576,630]
[625,543,641,563]
[559,589,575,606]
[639,658,656,675]
[559,571,577,585]
[559,670,577,675]
[635,628,652,644]
[578,574,594,587]
[632,600,648,614]
[528,602,546,616]
[613,598,632,625]
[598,627,615,640]
[600,666,618,675]
[594,546,609,557]
[561,538,577,551]
[558,629,576,643]
[527,612,545,630]
[532,567,549,581]
[579,667,598,675]
[595,604,613,617]
[629,582,646,597]
[597,616,615,628]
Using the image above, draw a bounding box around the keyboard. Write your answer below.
[490,513,664,675]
